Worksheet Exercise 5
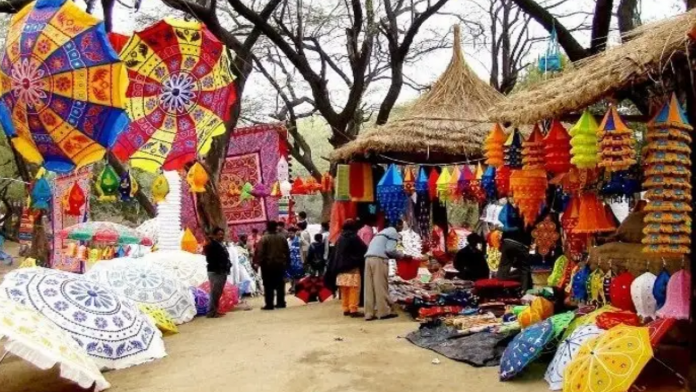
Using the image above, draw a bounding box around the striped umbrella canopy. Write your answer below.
[60,221,152,245]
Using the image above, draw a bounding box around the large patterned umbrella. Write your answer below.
[0,268,166,370]
[0,0,129,173]
[112,18,236,172]
[563,325,652,392]
[143,249,208,287]
[86,258,196,324]
[545,325,605,391]
[500,319,554,380]
[60,221,153,245]
[0,296,110,391]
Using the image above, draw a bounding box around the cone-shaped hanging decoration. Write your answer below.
[597,106,636,172]
[485,123,507,168]
[64,182,86,216]
[482,165,497,200]
[321,172,334,193]
[415,167,429,194]
[270,181,281,198]
[470,163,486,203]
[152,173,170,203]
[403,167,416,195]
[436,167,452,202]
[449,166,461,202]
[377,164,407,224]
[291,177,307,195]
[496,166,512,197]
[504,129,523,168]
[522,124,545,169]
[428,168,439,200]
[186,162,209,193]
[30,178,51,210]
[181,228,199,253]
[570,110,599,169]
[642,93,693,255]
[573,193,616,233]
[95,165,120,202]
[544,120,572,174]
[118,171,138,201]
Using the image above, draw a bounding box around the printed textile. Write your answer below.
[221,124,286,236]
[51,166,91,272]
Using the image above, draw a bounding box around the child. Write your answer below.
[306,233,327,276]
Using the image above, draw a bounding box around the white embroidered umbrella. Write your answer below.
[544,324,605,390]
[0,268,166,370]
[143,250,208,287]
[86,259,196,324]
[0,297,110,391]
[631,272,657,319]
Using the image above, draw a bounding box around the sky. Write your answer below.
[86,0,685,116]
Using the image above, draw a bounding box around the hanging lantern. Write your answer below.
[504,129,523,169]
[458,165,474,198]
[570,110,599,169]
[531,216,560,257]
[597,106,637,172]
[544,120,572,174]
[64,182,86,216]
[304,176,322,194]
[573,193,616,234]
[377,164,407,224]
[448,166,461,202]
[291,178,307,195]
[482,165,497,200]
[118,170,138,201]
[469,163,486,203]
[334,164,351,201]
[403,167,416,195]
[181,228,199,253]
[320,172,334,193]
[642,94,693,255]
[485,124,507,168]
[95,165,120,202]
[510,127,548,225]
[31,178,51,210]
[152,173,170,203]
[415,167,429,194]
[240,182,254,201]
[522,124,545,168]
[270,181,281,198]
[251,183,270,198]
[186,163,209,193]
[538,26,562,73]
[428,168,439,200]
[495,166,512,198]
[436,167,452,202]
[280,180,292,197]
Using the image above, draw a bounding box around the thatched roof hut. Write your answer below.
[330,25,503,164]
[489,9,696,125]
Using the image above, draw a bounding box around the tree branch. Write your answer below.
[589,0,613,54]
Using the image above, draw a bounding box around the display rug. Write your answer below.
[51,166,91,272]
[220,124,287,236]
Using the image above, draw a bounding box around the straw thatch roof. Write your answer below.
[330,25,503,164]
[489,9,696,125]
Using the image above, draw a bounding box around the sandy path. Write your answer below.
[2,293,550,392]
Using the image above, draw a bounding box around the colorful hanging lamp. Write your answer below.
[504,129,523,169]
[428,168,439,200]
[95,165,120,202]
[186,163,209,193]
[377,164,407,224]
[403,167,416,195]
[152,173,170,203]
[64,182,86,216]
[415,167,429,194]
[642,94,693,255]
[495,166,512,198]
[544,120,572,174]
[597,106,637,172]
[569,110,599,169]
[485,124,507,168]
[436,167,452,202]
[448,166,461,202]
[31,177,51,210]
[538,26,562,73]
[482,165,497,200]
[511,126,548,226]
[573,193,616,234]
[118,171,138,201]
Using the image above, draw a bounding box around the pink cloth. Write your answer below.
[358,226,375,246]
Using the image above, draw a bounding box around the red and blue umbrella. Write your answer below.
[0,0,129,173]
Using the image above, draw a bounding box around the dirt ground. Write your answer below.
[1,286,550,392]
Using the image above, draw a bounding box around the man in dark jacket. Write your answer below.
[255,220,290,310]
[203,227,231,318]
[454,233,489,282]
[496,230,533,292]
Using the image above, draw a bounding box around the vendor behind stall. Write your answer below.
[454,233,489,281]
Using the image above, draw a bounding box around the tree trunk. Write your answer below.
[29,211,49,266]
[320,192,333,222]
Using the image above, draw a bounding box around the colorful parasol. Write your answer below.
[143,249,208,287]
[60,221,153,245]
[0,0,129,173]
[198,280,239,314]
[630,271,657,319]
[1,267,166,370]
[563,325,653,392]
[500,319,554,380]
[86,258,196,324]
[545,324,605,391]
[656,269,690,320]
[191,287,209,316]
[548,311,576,338]
[646,317,676,347]
[112,18,236,172]
[0,296,110,391]
[295,275,333,303]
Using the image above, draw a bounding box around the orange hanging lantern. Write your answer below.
[291,178,307,195]
[597,105,637,172]
[573,193,616,233]
[522,124,545,169]
[64,182,86,216]
[495,166,512,198]
[485,123,507,168]
[544,120,572,174]
[320,172,334,193]
[304,177,322,194]
[403,166,416,195]
[428,168,439,200]
[181,228,199,253]
[510,127,548,226]
[186,162,209,193]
